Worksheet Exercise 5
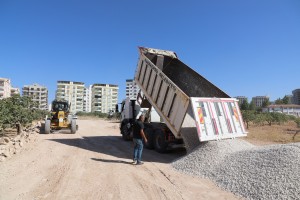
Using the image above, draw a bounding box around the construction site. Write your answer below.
[0,47,299,200]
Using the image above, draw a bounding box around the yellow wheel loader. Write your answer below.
[44,100,77,134]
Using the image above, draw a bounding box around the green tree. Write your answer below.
[241,110,256,129]
[249,100,256,111]
[240,100,249,111]
[275,96,290,105]
[253,113,266,126]
[262,99,270,108]
[271,112,288,125]
[282,95,289,104]
[0,96,48,131]
[275,98,283,104]
[265,112,275,126]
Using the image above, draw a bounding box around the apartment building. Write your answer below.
[55,81,85,114]
[91,84,118,113]
[22,84,48,110]
[0,78,20,99]
[235,96,248,105]
[252,96,269,107]
[0,78,12,99]
[83,86,92,112]
[126,79,139,100]
[292,89,300,105]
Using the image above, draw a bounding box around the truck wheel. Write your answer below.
[144,128,154,149]
[44,119,51,134]
[154,130,168,153]
[121,124,131,141]
[71,120,76,134]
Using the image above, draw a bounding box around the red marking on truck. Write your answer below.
[234,101,246,133]
[233,107,239,121]
[207,102,219,135]
[197,107,205,124]
[221,102,233,133]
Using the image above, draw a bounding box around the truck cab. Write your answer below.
[119,96,184,153]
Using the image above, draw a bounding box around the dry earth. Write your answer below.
[243,121,300,146]
[0,119,238,200]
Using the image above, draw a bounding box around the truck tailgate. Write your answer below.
[190,97,247,141]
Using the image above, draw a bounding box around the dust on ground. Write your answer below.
[0,119,238,200]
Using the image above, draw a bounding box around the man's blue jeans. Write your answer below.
[133,138,143,163]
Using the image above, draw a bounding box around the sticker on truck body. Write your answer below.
[191,97,247,142]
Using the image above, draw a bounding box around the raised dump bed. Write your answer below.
[135,47,247,151]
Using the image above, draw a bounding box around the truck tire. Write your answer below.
[143,128,154,149]
[154,130,168,153]
[44,119,51,134]
[71,120,76,134]
[121,124,131,141]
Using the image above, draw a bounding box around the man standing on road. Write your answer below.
[132,115,148,165]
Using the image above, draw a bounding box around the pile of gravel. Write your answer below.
[172,139,300,200]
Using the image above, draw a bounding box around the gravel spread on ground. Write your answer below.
[172,139,300,200]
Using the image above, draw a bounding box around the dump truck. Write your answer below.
[120,47,247,153]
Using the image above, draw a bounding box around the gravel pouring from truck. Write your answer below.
[134,47,247,152]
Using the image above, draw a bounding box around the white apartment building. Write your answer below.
[126,79,139,100]
[22,84,48,110]
[83,86,92,112]
[55,81,85,114]
[0,78,20,99]
[91,84,118,113]
[252,96,270,107]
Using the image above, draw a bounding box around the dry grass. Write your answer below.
[243,121,300,146]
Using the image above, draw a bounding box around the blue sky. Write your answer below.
[0,0,299,103]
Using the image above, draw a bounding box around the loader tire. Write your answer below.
[71,120,76,134]
[154,130,168,153]
[144,128,154,149]
[44,120,51,134]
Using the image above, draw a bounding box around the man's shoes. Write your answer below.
[132,160,137,165]
[136,161,144,165]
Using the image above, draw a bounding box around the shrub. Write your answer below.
[241,110,256,129]
[0,95,49,131]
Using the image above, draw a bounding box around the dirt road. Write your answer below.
[0,119,238,200]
